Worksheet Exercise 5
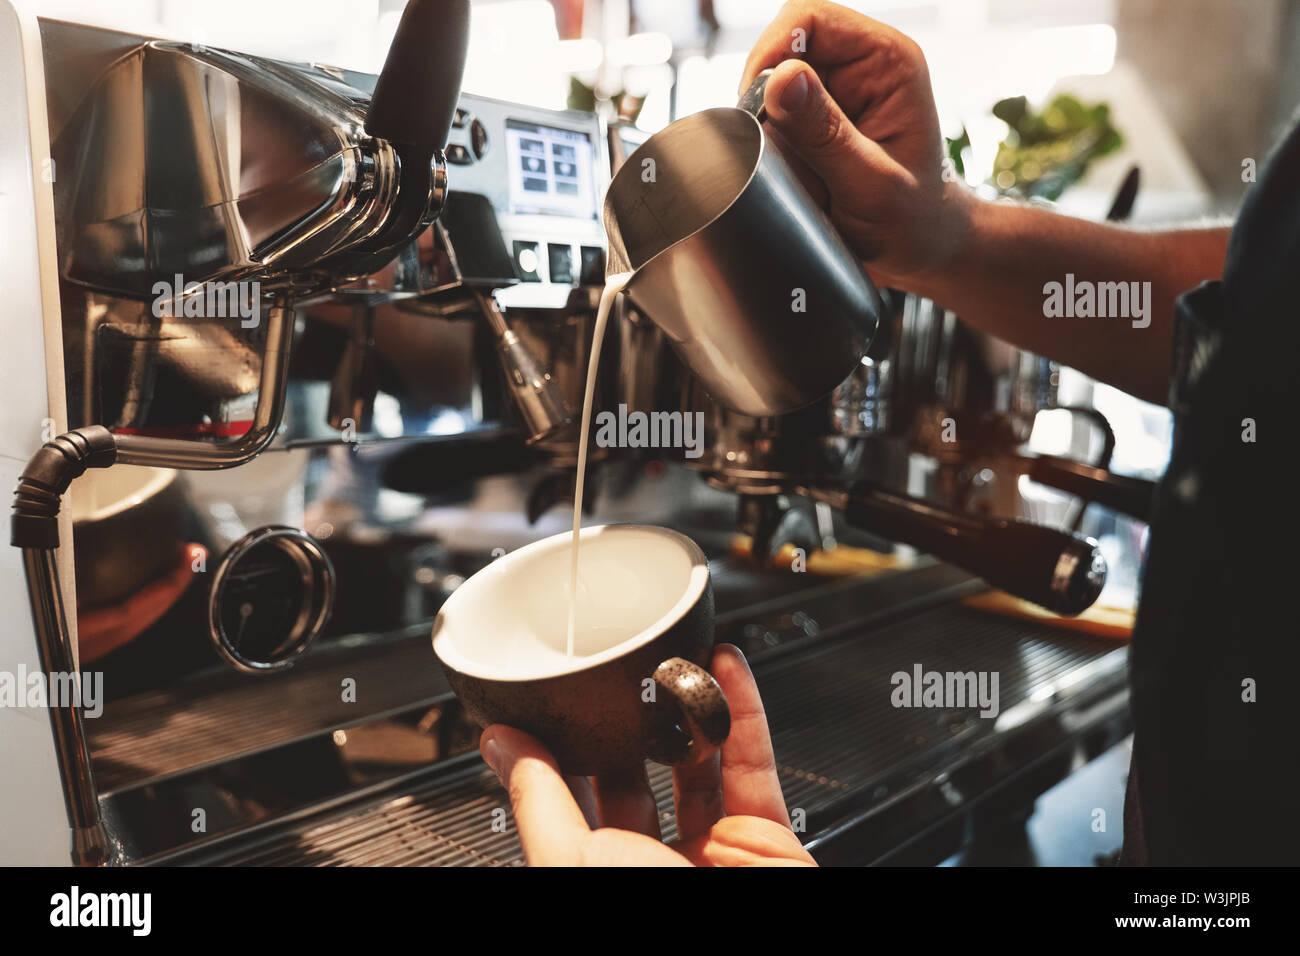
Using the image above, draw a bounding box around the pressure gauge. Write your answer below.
[208,526,335,674]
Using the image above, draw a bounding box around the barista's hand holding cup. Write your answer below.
[434,525,729,771]
[432,524,814,865]
[478,646,815,867]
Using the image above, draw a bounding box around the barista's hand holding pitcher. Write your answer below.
[480,645,816,866]
[741,0,967,294]
[743,0,1227,405]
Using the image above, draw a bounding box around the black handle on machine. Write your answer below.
[366,0,471,153]
[825,483,1107,616]
[1022,454,1156,524]
[348,0,471,264]
[1026,405,1151,531]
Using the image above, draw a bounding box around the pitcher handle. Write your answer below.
[738,68,774,121]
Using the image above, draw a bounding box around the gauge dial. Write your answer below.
[208,526,335,673]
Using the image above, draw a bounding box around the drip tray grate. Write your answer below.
[190,603,1124,866]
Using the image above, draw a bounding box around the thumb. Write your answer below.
[762,60,883,188]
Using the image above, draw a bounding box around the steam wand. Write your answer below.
[471,289,572,444]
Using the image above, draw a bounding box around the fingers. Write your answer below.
[740,0,906,92]
[762,59,889,188]
[677,816,818,867]
[740,0,829,91]
[593,764,662,839]
[480,645,792,867]
[711,644,792,829]
[581,828,695,867]
[480,725,591,866]
[672,750,724,844]
[564,774,600,829]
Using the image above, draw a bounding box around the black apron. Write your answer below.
[1122,118,1300,865]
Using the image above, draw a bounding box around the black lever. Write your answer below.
[814,483,1107,616]
[366,0,471,154]
[347,0,471,266]
[1021,454,1156,523]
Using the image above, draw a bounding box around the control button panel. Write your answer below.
[579,245,606,286]
[470,118,490,159]
[445,94,608,308]
[548,243,574,285]
[512,240,542,282]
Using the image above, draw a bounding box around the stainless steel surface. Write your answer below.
[473,290,572,444]
[895,294,1059,459]
[203,763,528,866]
[86,552,829,799]
[41,16,461,449]
[505,300,621,468]
[87,624,445,796]
[70,466,186,610]
[401,95,607,313]
[831,354,895,437]
[72,558,1130,864]
[325,304,379,433]
[16,12,470,869]
[685,374,903,492]
[85,299,263,431]
[45,26,412,300]
[735,69,773,118]
[112,302,294,469]
[604,73,882,417]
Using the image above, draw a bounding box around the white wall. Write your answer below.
[0,0,80,865]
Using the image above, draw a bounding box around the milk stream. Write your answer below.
[567,272,633,657]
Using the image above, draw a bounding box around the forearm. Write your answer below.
[893,186,1231,406]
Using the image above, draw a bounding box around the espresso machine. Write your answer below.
[3,1,1136,867]
[1,0,484,864]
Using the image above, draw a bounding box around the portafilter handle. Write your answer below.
[1019,454,1156,524]
[809,483,1107,616]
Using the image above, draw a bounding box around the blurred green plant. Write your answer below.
[987,93,1122,200]
[945,125,971,179]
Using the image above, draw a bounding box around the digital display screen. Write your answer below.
[505,119,597,219]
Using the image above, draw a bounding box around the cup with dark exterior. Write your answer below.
[432,524,729,774]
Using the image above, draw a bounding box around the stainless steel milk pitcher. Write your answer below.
[603,70,883,417]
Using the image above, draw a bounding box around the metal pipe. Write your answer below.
[21,548,110,866]
[113,301,295,469]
